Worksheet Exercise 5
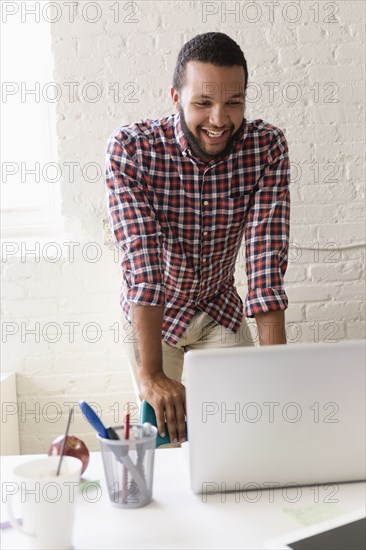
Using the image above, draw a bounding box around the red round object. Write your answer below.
[48,435,90,475]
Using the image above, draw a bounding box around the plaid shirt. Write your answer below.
[105,112,290,346]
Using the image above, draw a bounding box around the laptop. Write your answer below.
[183,340,366,494]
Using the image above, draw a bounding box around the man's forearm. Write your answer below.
[130,303,186,443]
[254,310,287,345]
[130,304,165,377]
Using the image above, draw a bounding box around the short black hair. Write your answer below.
[172,32,248,95]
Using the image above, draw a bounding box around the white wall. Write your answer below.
[1,0,365,454]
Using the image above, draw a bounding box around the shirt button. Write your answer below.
[203,200,209,206]
[203,231,208,236]
[202,258,206,262]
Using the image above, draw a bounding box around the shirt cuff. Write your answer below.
[126,282,166,306]
[245,288,288,318]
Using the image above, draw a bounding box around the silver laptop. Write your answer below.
[184,340,366,494]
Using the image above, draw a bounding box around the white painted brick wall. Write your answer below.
[1,0,365,455]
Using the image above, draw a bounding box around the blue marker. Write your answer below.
[79,400,119,439]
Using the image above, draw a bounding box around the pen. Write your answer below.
[79,400,119,440]
[122,404,130,503]
[125,403,130,440]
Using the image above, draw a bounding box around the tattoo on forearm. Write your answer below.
[133,338,141,367]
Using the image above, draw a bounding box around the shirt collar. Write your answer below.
[173,111,190,156]
[173,111,248,161]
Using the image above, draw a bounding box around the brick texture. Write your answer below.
[1,0,365,454]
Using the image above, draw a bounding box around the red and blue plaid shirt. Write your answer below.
[105,112,290,346]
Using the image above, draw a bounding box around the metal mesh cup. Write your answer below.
[97,425,157,508]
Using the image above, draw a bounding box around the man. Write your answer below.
[105,32,290,445]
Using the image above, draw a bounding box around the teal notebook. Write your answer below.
[139,400,188,447]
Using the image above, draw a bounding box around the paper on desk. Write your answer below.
[282,503,347,527]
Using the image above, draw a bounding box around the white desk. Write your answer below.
[1,450,365,549]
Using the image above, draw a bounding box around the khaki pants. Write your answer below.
[121,309,255,403]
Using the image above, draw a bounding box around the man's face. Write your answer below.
[171,61,246,163]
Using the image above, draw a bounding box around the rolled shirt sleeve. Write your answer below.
[105,134,166,306]
[244,128,290,317]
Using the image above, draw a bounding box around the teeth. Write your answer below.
[203,129,225,137]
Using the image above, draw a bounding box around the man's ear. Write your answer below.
[170,87,181,111]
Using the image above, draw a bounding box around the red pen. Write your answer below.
[122,403,130,503]
[124,403,130,440]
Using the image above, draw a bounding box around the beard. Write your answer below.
[179,108,243,163]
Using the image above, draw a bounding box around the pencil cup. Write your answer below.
[97,425,157,508]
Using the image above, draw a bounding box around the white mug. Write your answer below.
[6,455,82,550]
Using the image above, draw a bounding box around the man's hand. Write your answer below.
[139,371,186,444]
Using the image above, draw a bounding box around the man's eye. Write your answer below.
[227,101,242,105]
[195,102,210,106]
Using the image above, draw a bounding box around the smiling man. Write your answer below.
[106,32,290,445]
